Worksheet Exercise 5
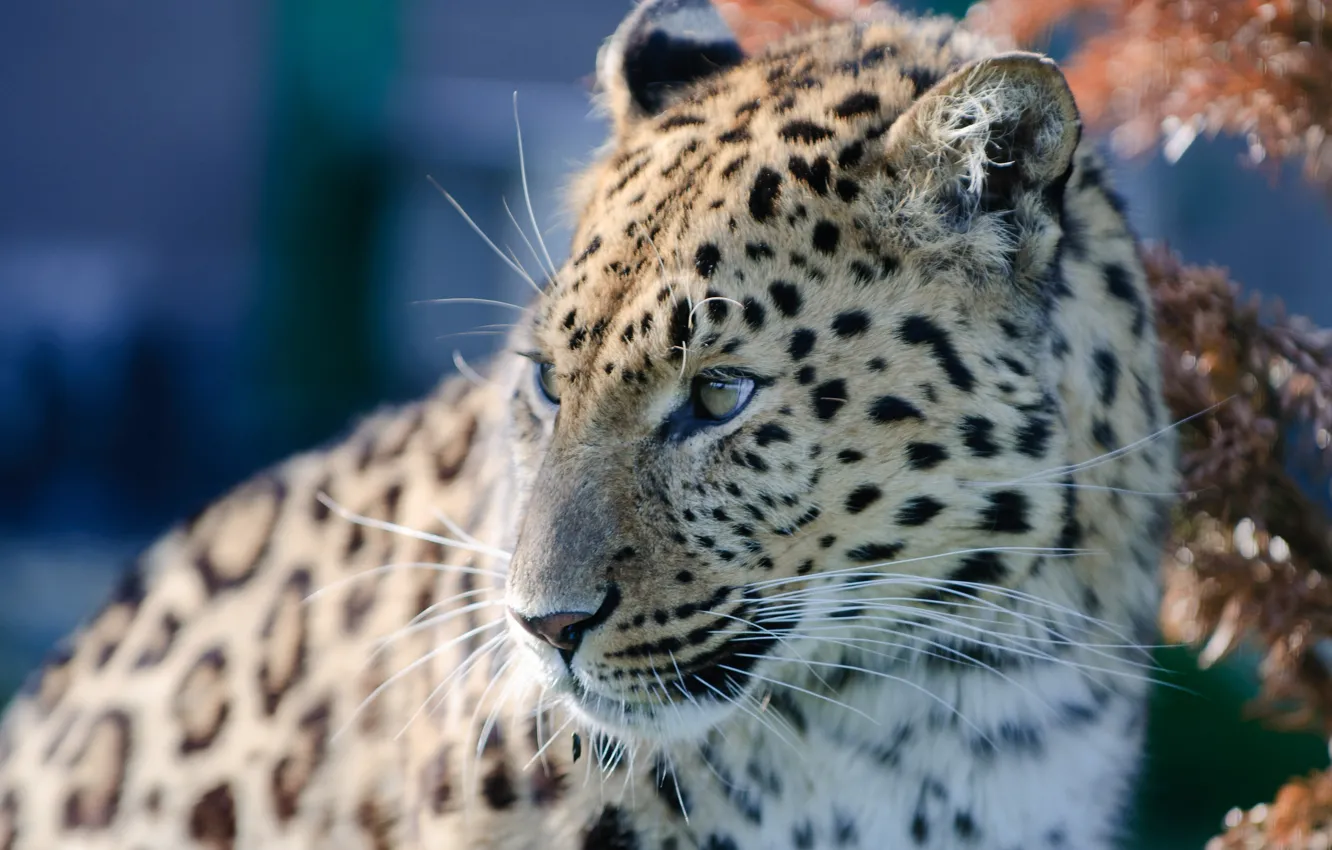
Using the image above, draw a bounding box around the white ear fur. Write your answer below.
[597,0,743,135]
[885,52,1081,213]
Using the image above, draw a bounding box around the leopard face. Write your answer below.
[497,9,1142,744]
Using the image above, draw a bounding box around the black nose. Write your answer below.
[515,610,598,652]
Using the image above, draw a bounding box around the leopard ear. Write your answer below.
[597,0,744,134]
[884,52,1081,221]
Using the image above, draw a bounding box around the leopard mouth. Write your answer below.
[559,622,790,740]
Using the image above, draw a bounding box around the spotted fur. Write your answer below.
[0,3,1173,848]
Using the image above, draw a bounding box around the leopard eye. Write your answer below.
[691,375,755,422]
[535,362,561,404]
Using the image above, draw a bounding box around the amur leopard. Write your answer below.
[0,1,1175,848]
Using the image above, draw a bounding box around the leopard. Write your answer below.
[0,1,1177,848]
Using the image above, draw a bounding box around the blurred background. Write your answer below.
[1,0,1329,846]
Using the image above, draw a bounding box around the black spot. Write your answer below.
[742,298,766,331]
[788,155,831,195]
[837,449,864,463]
[811,220,840,255]
[572,235,602,267]
[562,309,578,329]
[719,127,752,145]
[911,812,929,844]
[669,299,694,351]
[897,496,944,526]
[676,570,694,583]
[838,141,865,168]
[695,244,722,279]
[812,380,847,420]
[835,178,860,202]
[898,315,975,392]
[1091,418,1117,449]
[780,120,835,144]
[1015,416,1052,457]
[980,490,1032,533]
[189,784,237,848]
[768,281,802,317]
[1104,263,1147,336]
[905,442,947,470]
[950,552,1007,585]
[845,485,882,514]
[754,423,791,446]
[788,329,816,360]
[704,289,730,323]
[847,542,903,562]
[582,805,640,850]
[954,811,978,839]
[832,310,870,337]
[745,242,774,261]
[749,167,782,223]
[797,365,817,385]
[1092,348,1120,406]
[833,91,880,118]
[960,416,998,457]
[718,152,751,180]
[869,396,923,423]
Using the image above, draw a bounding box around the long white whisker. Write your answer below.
[417,295,529,312]
[1005,400,1228,484]
[512,92,559,280]
[335,618,505,741]
[501,196,553,290]
[524,712,576,771]
[736,652,994,747]
[316,493,513,561]
[398,631,508,738]
[302,561,505,604]
[428,177,541,292]
[453,350,495,389]
[371,599,505,660]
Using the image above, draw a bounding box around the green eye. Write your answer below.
[535,362,560,404]
[691,375,755,421]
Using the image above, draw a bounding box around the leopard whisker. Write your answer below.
[453,350,497,389]
[501,196,554,287]
[772,618,1176,689]
[747,546,1096,591]
[779,595,1156,668]
[302,561,505,604]
[428,177,542,294]
[316,492,514,561]
[523,710,576,772]
[415,295,532,312]
[512,92,559,282]
[692,675,799,755]
[713,662,875,723]
[1004,399,1227,485]
[370,598,506,661]
[958,479,1198,498]
[735,652,995,749]
[335,618,506,742]
[399,631,508,738]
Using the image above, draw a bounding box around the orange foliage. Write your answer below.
[969,0,1332,180]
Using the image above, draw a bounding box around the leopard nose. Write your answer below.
[514,610,598,652]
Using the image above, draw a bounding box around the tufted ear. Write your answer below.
[884,52,1081,224]
[598,0,745,134]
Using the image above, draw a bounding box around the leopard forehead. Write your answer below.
[534,19,1028,389]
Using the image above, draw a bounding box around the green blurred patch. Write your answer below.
[1131,646,1330,848]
